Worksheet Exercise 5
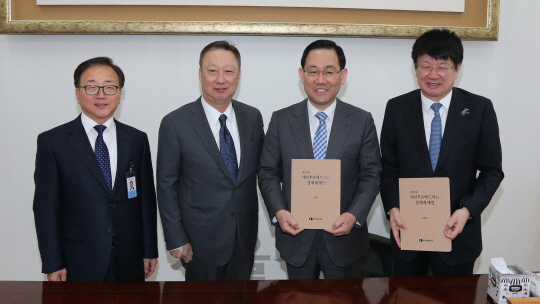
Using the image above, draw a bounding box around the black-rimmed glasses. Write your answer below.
[78,85,120,96]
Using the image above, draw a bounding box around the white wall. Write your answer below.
[1,0,539,281]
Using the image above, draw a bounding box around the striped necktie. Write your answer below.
[313,112,328,159]
[429,102,443,171]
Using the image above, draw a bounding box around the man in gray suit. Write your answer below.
[157,41,264,281]
[259,40,381,279]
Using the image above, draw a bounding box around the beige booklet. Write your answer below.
[399,177,451,252]
[291,159,341,229]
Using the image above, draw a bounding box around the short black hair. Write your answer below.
[412,29,464,66]
[199,40,241,70]
[73,57,125,88]
[301,40,346,70]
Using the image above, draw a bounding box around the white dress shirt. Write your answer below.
[200,96,241,166]
[80,112,118,188]
[421,91,452,148]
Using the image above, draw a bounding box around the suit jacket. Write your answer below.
[380,88,504,265]
[258,99,382,268]
[33,115,158,281]
[157,98,264,267]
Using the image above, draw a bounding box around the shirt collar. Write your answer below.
[307,99,337,121]
[80,112,116,135]
[421,90,452,113]
[200,96,235,126]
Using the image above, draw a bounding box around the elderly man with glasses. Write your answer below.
[33,57,158,281]
[259,39,382,280]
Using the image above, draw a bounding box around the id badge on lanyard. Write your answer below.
[126,162,137,199]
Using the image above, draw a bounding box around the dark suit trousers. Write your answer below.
[286,230,363,280]
[392,252,474,277]
[183,232,253,281]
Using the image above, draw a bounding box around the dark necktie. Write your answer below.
[94,125,113,192]
[219,114,238,183]
[429,103,443,171]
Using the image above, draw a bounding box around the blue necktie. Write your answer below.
[313,112,328,159]
[429,103,443,171]
[94,125,113,192]
[219,114,238,183]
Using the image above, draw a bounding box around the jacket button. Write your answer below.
[231,213,236,217]
[108,229,112,234]
[109,204,114,208]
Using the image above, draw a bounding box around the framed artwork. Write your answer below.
[0,0,499,40]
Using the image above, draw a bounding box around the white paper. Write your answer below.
[491,257,515,274]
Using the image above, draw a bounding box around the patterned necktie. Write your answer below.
[94,125,113,192]
[219,114,238,183]
[313,112,328,159]
[429,102,443,171]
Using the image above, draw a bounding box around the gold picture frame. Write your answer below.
[0,0,499,40]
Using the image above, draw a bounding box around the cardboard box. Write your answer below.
[488,265,531,303]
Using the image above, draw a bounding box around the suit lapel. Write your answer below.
[326,99,351,159]
[113,120,131,195]
[291,100,315,159]
[436,88,468,171]
[233,101,249,185]
[187,98,232,181]
[67,116,111,193]
[407,92,433,173]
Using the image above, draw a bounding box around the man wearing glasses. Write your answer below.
[33,57,158,281]
[259,40,381,279]
[380,29,503,276]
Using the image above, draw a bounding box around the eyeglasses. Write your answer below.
[304,68,343,79]
[78,85,120,96]
[416,64,455,76]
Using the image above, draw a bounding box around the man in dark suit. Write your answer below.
[380,29,504,276]
[258,40,381,279]
[157,41,264,281]
[33,57,158,281]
